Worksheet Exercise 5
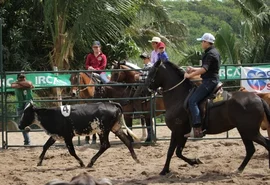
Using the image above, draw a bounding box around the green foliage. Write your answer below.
[1,0,51,71]
[163,0,244,46]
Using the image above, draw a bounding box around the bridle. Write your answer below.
[148,63,186,93]
[73,73,94,95]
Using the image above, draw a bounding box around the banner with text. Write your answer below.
[1,73,71,92]
[241,66,270,93]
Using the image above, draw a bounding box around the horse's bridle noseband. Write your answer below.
[148,63,186,93]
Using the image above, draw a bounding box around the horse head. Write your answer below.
[111,61,140,83]
[69,73,80,97]
[146,60,187,93]
[69,72,95,98]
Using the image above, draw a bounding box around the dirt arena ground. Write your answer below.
[0,126,270,185]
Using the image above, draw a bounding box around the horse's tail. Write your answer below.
[261,98,270,125]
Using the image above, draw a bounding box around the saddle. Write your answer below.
[184,82,231,131]
[85,72,104,95]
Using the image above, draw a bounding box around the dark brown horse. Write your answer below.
[69,72,150,142]
[111,61,139,83]
[146,60,270,175]
[110,61,166,142]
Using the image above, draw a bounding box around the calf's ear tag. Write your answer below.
[61,105,71,117]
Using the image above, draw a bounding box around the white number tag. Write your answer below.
[60,105,71,117]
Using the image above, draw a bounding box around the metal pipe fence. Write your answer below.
[1,64,270,148]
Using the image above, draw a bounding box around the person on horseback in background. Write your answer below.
[85,41,109,83]
[184,33,221,138]
[149,36,161,64]
[133,52,153,111]
[157,42,169,62]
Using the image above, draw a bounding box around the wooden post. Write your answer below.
[53,66,62,106]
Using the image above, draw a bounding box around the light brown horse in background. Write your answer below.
[70,72,95,98]
[111,61,166,142]
[239,87,270,138]
[70,72,97,144]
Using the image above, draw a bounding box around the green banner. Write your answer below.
[1,73,71,92]
[219,66,241,80]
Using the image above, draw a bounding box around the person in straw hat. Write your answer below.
[148,36,161,64]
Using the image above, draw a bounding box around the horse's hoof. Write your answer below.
[232,169,242,174]
[135,159,140,163]
[87,163,93,168]
[80,163,85,167]
[159,169,170,175]
[195,158,204,164]
[91,141,97,145]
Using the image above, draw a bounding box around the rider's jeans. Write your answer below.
[17,108,30,145]
[188,79,219,127]
[100,72,109,83]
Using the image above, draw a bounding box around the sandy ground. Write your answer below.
[0,126,270,185]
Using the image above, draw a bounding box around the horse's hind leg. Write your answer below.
[237,138,255,172]
[91,134,97,144]
[175,136,203,166]
[85,136,90,144]
[252,134,270,169]
[140,118,147,141]
[145,117,155,143]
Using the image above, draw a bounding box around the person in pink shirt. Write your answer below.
[85,41,109,83]
[149,37,161,64]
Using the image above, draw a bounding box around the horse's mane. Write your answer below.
[162,61,185,77]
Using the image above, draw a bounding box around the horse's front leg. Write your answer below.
[160,132,177,175]
[175,136,203,165]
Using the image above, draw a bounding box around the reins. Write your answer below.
[78,73,94,92]
[162,77,186,93]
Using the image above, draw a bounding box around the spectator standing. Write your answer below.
[11,72,34,145]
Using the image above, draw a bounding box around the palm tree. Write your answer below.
[42,0,140,69]
[233,0,270,63]
[125,0,188,52]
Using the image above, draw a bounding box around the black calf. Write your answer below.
[19,102,139,167]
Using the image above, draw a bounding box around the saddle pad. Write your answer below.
[60,105,71,117]
[208,90,231,108]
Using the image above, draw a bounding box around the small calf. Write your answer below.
[19,101,139,167]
